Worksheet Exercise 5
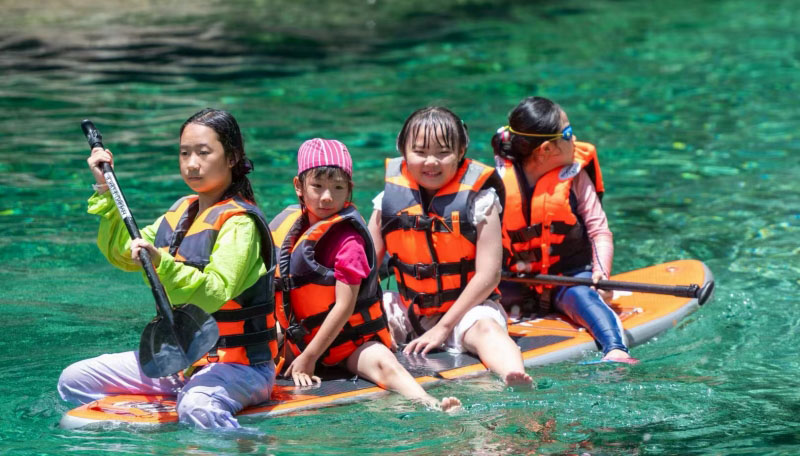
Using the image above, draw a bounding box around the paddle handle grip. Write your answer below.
[82,120,175,325]
[502,273,710,301]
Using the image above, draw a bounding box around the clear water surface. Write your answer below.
[1,0,799,454]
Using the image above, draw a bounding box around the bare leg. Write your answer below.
[461,318,533,387]
[346,341,461,412]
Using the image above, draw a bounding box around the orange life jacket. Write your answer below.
[153,195,278,366]
[496,141,605,277]
[381,157,504,327]
[269,204,391,366]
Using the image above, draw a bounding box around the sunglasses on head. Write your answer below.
[506,125,573,142]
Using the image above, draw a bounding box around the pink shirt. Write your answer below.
[572,170,614,277]
[314,222,371,285]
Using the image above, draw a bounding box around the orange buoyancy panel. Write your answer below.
[269,204,391,366]
[153,195,278,366]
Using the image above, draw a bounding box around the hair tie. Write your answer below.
[241,158,254,175]
[496,126,513,158]
[497,126,512,143]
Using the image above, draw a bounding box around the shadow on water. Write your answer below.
[0,0,557,84]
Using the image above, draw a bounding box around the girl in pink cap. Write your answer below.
[269,138,460,412]
[368,107,533,387]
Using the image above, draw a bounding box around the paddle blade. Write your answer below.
[138,304,219,378]
[172,304,220,363]
[139,316,193,378]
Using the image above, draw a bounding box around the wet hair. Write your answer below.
[396,106,470,158]
[296,165,353,205]
[492,96,563,163]
[180,108,256,203]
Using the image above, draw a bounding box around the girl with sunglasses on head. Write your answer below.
[368,107,532,387]
[492,96,635,363]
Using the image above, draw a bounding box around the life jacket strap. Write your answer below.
[407,305,426,336]
[396,284,463,310]
[507,221,575,244]
[213,303,272,322]
[389,256,476,280]
[507,224,543,243]
[274,276,293,292]
[325,316,387,351]
[285,324,310,351]
[283,302,387,357]
[382,213,476,236]
[291,293,379,333]
[511,248,544,264]
[217,329,277,348]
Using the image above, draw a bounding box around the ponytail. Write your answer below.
[492,96,562,164]
[223,157,256,203]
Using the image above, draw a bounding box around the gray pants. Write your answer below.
[58,351,275,429]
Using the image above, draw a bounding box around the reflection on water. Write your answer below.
[2,0,800,454]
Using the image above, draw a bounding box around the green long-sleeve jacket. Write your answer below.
[88,191,267,314]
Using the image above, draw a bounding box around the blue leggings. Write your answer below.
[551,271,628,354]
[500,271,628,354]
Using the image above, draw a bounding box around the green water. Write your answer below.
[1,0,799,453]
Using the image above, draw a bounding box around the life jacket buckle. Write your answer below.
[412,292,438,308]
[413,262,436,280]
[285,324,309,346]
[277,276,293,292]
[413,216,431,230]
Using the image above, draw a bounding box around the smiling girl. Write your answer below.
[58,108,279,428]
[269,138,460,411]
[368,107,532,387]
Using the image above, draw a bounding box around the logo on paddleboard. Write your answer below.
[558,162,581,180]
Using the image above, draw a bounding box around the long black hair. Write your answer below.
[492,96,562,163]
[180,108,256,203]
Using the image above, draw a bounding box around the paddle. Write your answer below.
[81,120,219,378]
[502,273,714,306]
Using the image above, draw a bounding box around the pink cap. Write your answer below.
[297,138,352,177]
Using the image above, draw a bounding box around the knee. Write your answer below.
[470,318,504,339]
[57,360,92,404]
[177,391,239,429]
[372,356,404,381]
[558,286,596,310]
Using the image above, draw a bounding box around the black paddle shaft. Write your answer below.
[81,120,175,326]
[503,273,714,305]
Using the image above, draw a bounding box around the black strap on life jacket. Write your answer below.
[284,297,386,356]
[217,330,276,348]
[506,221,575,244]
[381,212,476,238]
[388,255,475,280]
[212,303,272,322]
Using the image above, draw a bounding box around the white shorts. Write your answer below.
[382,290,508,353]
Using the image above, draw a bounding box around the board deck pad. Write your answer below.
[61,259,714,429]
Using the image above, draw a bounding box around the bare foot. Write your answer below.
[440,396,462,413]
[504,371,533,387]
[602,349,639,364]
[419,395,462,412]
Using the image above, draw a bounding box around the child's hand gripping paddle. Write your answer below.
[81,120,219,378]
